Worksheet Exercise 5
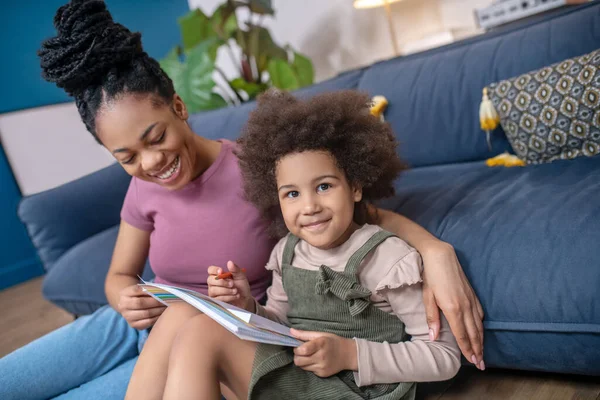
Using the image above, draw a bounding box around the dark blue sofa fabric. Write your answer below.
[379,156,600,374]
[18,163,131,270]
[42,226,154,315]
[357,3,600,168]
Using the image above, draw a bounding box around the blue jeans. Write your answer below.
[0,305,148,400]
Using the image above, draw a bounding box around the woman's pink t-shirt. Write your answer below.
[120,139,275,300]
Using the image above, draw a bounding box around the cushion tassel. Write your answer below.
[486,151,525,167]
[370,95,388,122]
[479,87,500,151]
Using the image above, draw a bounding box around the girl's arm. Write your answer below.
[374,207,484,365]
[353,282,461,385]
[251,240,290,325]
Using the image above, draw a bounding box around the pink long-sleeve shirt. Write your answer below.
[254,224,461,386]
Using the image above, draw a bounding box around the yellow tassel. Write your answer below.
[370,95,388,122]
[485,152,525,167]
[479,88,500,150]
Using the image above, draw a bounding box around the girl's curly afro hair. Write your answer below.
[237,89,405,237]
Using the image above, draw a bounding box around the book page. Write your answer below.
[139,281,302,347]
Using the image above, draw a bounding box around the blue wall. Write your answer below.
[0,0,189,289]
[0,144,44,290]
[0,0,190,114]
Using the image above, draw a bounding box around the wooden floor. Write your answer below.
[1,278,599,400]
[0,277,72,357]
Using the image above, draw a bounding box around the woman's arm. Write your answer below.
[105,220,165,329]
[105,220,150,307]
[353,283,462,385]
[374,207,485,367]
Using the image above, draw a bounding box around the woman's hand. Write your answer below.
[372,208,485,369]
[291,329,357,378]
[117,284,166,330]
[421,241,485,370]
[207,261,253,311]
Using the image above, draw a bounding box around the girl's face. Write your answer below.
[276,151,362,250]
[95,93,200,191]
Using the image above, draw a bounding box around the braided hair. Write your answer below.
[38,0,175,142]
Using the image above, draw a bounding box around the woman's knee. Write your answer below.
[145,303,201,344]
[156,303,201,327]
[171,314,226,354]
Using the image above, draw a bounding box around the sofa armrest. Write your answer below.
[18,163,131,270]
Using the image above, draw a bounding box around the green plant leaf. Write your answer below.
[182,47,217,111]
[239,25,287,74]
[230,78,268,99]
[268,58,299,91]
[204,93,229,110]
[160,45,226,112]
[186,36,223,62]
[211,2,238,39]
[159,47,185,85]
[178,8,219,51]
[247,0,274,15]
[258,26,287,60]
[292,51,314,87]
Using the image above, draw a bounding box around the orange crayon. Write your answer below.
[216,268,246,280]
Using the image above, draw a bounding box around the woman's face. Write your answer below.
[95,93,199,191]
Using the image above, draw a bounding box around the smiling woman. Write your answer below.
[37,0,222,191]
[95,94,221,191]
[0,1,276,398]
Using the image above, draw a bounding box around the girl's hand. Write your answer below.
[421,241,485,369]
[207,261,253,311]
[291,328,357,378]
[117,284,166,330]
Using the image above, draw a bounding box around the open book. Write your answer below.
[139,281,302,347]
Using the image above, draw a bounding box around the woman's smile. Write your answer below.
[151,155,181,183]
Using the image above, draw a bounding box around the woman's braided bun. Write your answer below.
[39,0,144,96]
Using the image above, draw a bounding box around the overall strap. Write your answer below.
[344,230,396,277]
[281,234,301,266]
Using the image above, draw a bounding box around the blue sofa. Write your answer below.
[19,2,600,375]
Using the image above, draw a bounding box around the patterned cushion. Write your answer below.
[487,49,600,164]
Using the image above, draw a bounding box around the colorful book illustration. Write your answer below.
[139,281,302,347]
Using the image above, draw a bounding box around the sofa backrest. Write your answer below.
[357,2,600,167]
[188,69,365,141]
[190,3,599,168]
[18,162,131,270]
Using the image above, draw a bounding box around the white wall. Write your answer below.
[1,0,491,196]
[0,103,114,196]
[191,0,493,82]
[191,0,490,83]
[439,0,494,30]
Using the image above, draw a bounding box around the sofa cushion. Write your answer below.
[488,48,600,164]
[378,156,600,374]
[43,225,155,315]
[18,163,131,270]
[357,2,600,168]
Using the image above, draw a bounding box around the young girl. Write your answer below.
[156,90,461,400]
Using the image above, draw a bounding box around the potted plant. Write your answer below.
[160,0,315,112]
